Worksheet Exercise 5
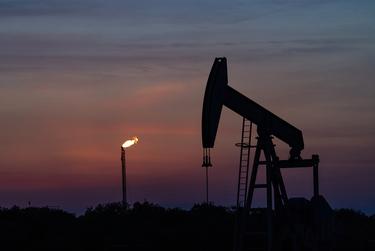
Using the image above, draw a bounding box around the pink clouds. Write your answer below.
[0,0,374,214]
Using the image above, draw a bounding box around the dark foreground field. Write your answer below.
[0,202,374,251]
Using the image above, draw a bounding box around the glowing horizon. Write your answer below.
[0,0,374,214]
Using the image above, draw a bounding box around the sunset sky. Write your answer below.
[1,0,374,214]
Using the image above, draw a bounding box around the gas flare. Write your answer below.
[122,137,139,148]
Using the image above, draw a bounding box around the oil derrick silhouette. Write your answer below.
[201,58,334,251]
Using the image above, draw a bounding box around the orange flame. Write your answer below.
[122,137,139,148]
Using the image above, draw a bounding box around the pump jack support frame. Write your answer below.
[234,130,320,251]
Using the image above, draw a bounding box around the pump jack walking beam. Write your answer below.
[202,58,304,161]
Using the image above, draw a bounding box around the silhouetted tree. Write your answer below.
[0,203,374,251]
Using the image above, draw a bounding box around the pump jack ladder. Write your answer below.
[236,117,253,208]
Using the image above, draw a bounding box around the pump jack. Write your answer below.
[202,58,333,251]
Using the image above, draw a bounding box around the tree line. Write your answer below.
[0,202,374,250]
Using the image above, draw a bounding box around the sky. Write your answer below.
[0,0,374,214]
